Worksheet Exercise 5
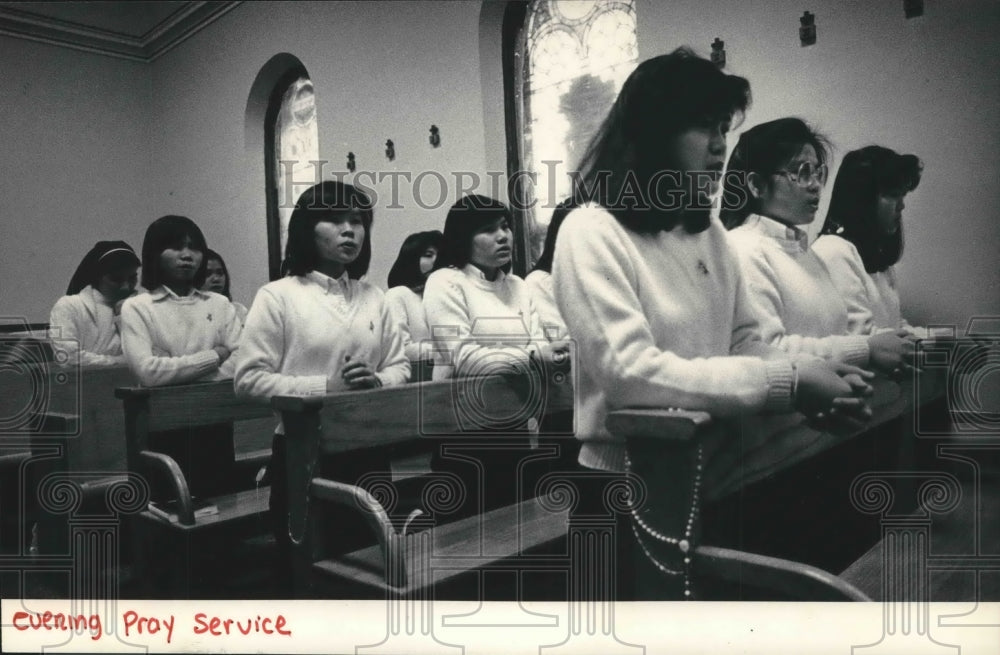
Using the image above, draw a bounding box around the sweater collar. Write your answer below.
[149,285,211,302]
[305,269,352,300]
[461,263,507,290]
[747,214,810,253]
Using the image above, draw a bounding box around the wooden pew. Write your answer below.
[115,380,277,596]
[607,372,949,600]
[0,360,135,554]
[274,370,575,599]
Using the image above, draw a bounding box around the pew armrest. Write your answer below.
[33,412,80,435]
[137,449,195,525]
[696,545,871,601]
[309,478,405,587]
[606,408,712,441]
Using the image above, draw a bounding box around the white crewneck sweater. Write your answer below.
[422,264,547,381]
[553,206,795,472]
[235,271,409,404]
[121,286,242,386]
[727,215,871,366]
[812,234,926,338]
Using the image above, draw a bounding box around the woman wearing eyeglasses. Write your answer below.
[721,118,914,374]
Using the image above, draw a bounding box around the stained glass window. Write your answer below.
[266,74,319,278]
[514,0,638,264]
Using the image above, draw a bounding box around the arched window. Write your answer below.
[264,68,319,280]
[506,0,638,266]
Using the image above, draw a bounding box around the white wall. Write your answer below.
[0,37,151,324]
[149,0,491,308]
[2,0,997,331]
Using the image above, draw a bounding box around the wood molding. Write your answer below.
[0,1,241,63]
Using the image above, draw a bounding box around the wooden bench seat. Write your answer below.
[115,380,278,596]
[137,486,271,531]
[275,368,575,599]
[311,490,568,596]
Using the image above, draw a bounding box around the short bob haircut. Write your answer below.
[573,47,750,234]
[66,241,140,295]
[141,215,209,290]
[284,180,374,279]
[436,195,513,271]
[531,199,575,274]
[721,117,832,229]
[387,230,445,290]
[202,249,232,299]
[820,145,922,273]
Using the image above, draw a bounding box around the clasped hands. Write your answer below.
[326,356,381,392]
[794,359,873,431]
[869,328,921,380]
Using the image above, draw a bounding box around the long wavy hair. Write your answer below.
[572,48,750,234]
[820,145,922,273]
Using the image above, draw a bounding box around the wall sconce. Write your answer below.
[429,125,441,148]
[710,37,726,68]
[385,139,395,162]
[904,0,924,18]
[347,152,356,173]
[799,11,816,47]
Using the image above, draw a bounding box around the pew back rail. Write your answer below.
[115,382,275,528]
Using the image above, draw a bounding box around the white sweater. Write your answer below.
[234,272,409,409]
[422,265,547,380]
[48,285,126,367]
[553,206,795,472]
[524,270,569,341]
[121,287,242,386]
[727,215,871,366]
[812,234,925,337]
[384,286,431,360]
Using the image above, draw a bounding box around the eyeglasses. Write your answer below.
[775,161,828,187]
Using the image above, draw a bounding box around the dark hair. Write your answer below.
[141,216,208,290]
[387,230,445,290]
[202,249,231,299]
[531,199,575,274]
[285,181,374,278]
[66,241,140,295]
[436,195,513,271]
[721,117,832,229]
[572,47,750,234]
[820,145,922,273]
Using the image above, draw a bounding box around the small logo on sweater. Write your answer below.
[206,313,213,322]
[370,321,375,331]
[697,260,709,276]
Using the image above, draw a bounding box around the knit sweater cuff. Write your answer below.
[192,350,223,375]
[763,360,795,413]
[306,376,328,396]
[842,336,871,367]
